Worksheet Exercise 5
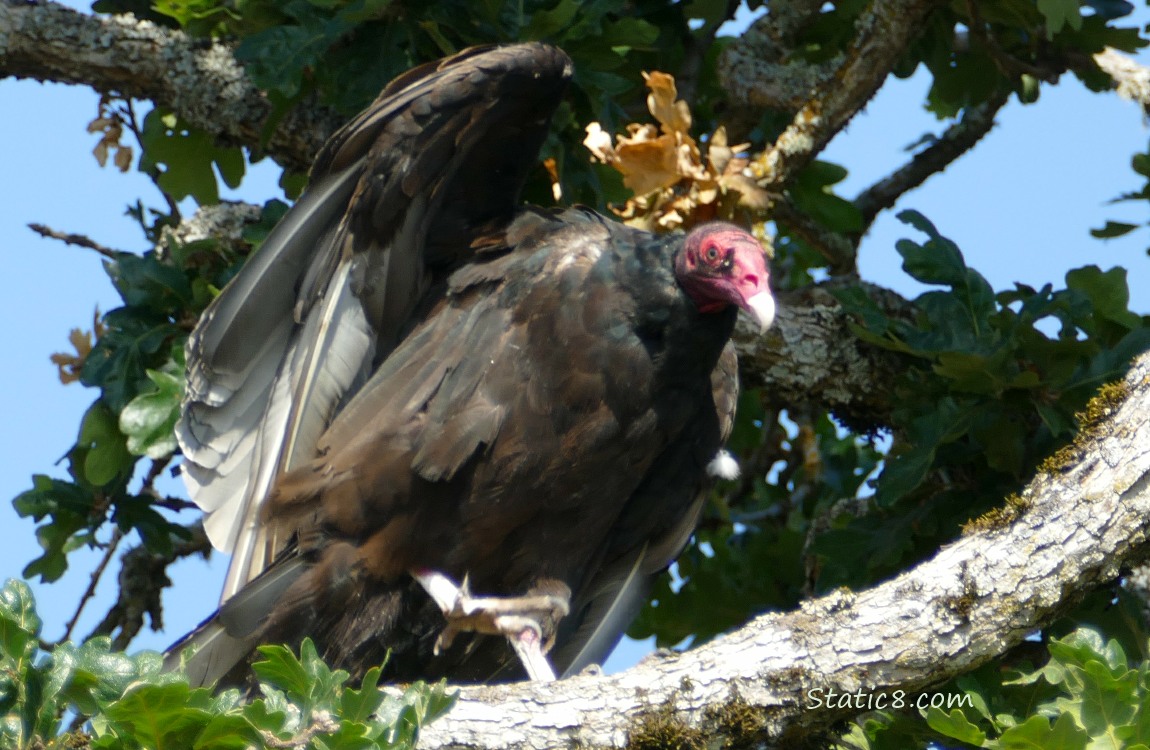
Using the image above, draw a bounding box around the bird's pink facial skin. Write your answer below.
[676,224,775,333]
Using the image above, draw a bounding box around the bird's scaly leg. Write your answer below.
[412,570,569,681]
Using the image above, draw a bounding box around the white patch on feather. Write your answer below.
[707,449,741,480]
[552,238,603,273]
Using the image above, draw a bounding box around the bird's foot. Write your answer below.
[412,570,569,681]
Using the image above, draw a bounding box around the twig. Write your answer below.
[142,455,171,490]
[28,222,119,259]
[87,522,212,650]
[153,496,198,512]
[137,457,198,511]
[770,197,859,275]
[854,89,1009,230]
[261,712,338,748]
[58,527,123,644]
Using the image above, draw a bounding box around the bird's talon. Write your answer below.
[413,570,566,680]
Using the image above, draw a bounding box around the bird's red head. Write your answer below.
[674,222,775,333]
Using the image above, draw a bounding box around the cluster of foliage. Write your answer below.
[14,203,287,587]
[583,70,770,232]
[11,0,1150,746]
[630,212,1150,644]
[844,618,1150,750]
[0,579,453,749]
[1094,146,1150,254]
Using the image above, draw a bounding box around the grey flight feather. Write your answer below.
[177,43,574,602]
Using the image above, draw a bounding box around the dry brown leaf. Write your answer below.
[113,145,134,173]
[584,70,773,231]
[697,179,720,206]
[708,126,733,175]
[86,116,111,134]
[674,139,706,181]
[51,326,95,385]
[723,173,772,211]
[614,133,681,195]
[88,97,132,173]
[643,71,692,135]
[92,140,109,168]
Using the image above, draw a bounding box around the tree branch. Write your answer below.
[57,528,123,644]
[769,198,860,275]
[741,0,947,192]
[854,90,1010,230]
[716,0,828,116]
[1093,47,1150,116]
[0,0,341,173]
[732,279,908,426]
[28,222,121,260]
[88,522,212,650]
[413,353,1150,749]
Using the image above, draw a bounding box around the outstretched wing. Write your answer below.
[177,43,573,601]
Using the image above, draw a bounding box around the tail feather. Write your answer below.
[166,557,307,687]
[553,545,651,678]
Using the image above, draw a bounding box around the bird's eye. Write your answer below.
[703,244,721,263]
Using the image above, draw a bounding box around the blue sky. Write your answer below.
[2,5,1150,671]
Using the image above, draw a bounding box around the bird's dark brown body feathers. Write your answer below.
[170,43,771,687]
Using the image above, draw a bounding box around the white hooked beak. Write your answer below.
[743,290,776,334]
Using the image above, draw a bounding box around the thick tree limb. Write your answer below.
[741,0,947,192]
[412,352,1150,750]
[732,280,907,426]
[0,0,339,173]
[716,0,828,115]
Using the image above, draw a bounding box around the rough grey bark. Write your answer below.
[411,353,1150,749]
[733,281,908,425]
[729,0,948,193]
[0,0,340,173]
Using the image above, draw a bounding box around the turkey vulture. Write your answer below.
[169,42,774,687]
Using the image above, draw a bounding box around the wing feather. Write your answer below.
[552,344,741,674]
[178,43,573,601]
